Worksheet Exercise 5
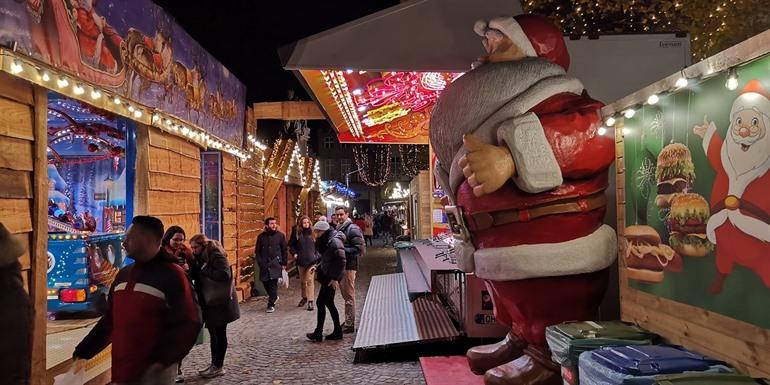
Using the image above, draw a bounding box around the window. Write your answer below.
[341,158,352,177]
[323,136,335,149]
[324,159,336,180]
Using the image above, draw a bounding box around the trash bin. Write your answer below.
[578,345,732,385]
[545,321,660,385]
[652,373,768,385]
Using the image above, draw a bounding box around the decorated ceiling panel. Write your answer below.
[301,69,463,144]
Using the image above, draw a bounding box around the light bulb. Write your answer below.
[181,126,190,135]
[624,109,636,119]
[675,76,688,88]
[133,109,142,118]
[73,84,85,95]
[165,119,172,126]
[357,105,367,112]
[151,113,160,123]
[112,96,121,105]
[725,67,739,90]
[605,117,616,126]
[647,94,659,105]
[10,60,23,74]
[57,77,69,88]
[90,89,102,100]
[352,89,363,96]
[597,127,607,136]
[622,128,631,136]
[127,105,135,112]
[40,70,51,82]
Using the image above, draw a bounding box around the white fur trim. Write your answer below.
[488,17,537,57]
[455,239,476,273]
[473,225,617,281]
[497,112,563,193]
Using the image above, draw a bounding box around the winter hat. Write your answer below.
[474,14,569,70]
[0,222,27,267]
[313,221,330,232]
[731,79,770,121]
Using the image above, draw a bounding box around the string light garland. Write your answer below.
[0,49,248,161]
[399,144,427,179]
[521,0,768,61]
[353,144,392,186]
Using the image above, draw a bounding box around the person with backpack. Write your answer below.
[333,206,365,333]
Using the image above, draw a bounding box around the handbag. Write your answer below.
[200,265,234,306]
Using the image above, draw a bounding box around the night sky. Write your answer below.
[153,0,399,104]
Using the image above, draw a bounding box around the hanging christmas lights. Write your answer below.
[399,144,426,179]
[353,144,391,186]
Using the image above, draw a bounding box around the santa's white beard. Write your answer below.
[726,129,770,176]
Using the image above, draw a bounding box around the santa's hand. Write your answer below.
[459,134,515,197]
[693,115,710,139]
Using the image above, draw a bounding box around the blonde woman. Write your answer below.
[289,216,318,310]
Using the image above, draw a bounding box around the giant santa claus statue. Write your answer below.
[693,79,770,294]
[429,15,617,384]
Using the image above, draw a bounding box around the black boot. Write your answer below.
[306,331,323,342]
[326,328,343,340]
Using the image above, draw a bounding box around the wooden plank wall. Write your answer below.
[410,170,432,239]
[145,127,201,236]
[615,121,770,378]
[0,72,47,385]
[222,154,238,271]
[235,149,265,299]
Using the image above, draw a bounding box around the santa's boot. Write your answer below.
[483,345,560,385]
[466,331,527,375]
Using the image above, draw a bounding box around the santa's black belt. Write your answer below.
[468,193,607,231]
[711,195,770,225]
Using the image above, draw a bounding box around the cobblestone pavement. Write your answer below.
[181,243,427,385]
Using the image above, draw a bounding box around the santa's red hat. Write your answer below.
[474,14,569,70]
[732,79,770,120]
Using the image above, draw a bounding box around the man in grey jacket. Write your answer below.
[334,206,365,333]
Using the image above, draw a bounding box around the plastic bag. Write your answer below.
[278,268,289,289]
[53,366,85,385]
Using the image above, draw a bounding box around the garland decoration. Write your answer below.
[353,144,391,186]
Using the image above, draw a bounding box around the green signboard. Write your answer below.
[622,54,770,329]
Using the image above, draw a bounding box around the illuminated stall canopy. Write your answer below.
[282,0,522,144]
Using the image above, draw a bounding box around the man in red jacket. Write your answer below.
[430,15,616,385]
[73,216,202,385]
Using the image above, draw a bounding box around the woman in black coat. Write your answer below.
[289,215,318,310]
[189,234,240,379]
[306,221,346,342]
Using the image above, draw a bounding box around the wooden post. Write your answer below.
[30,86,48,385]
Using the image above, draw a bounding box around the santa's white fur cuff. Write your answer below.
[473,224,617,281]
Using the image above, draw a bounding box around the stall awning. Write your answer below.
[281,0,522,144]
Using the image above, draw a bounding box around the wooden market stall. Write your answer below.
[0,1,251,384]
[608,30,770,378]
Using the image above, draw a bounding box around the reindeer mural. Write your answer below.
[120,10,175,103]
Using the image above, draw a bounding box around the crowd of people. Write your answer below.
[60,206,368,385]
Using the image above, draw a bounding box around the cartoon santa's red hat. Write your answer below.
[732,79,770,119]
[474,14,570,70]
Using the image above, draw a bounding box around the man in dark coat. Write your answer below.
[0,222,31,385]
[334,206,366,333]
[255,217,288,313]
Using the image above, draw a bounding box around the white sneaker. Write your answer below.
[266,306,275,313]
[201,367,225,379]
[198,365,212,375]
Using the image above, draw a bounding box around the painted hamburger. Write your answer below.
[668,193,713,257]
[624,225,681,283]
[655,143,695,208]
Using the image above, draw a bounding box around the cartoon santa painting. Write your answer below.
[430,14,616,384]
[693,79,770,294]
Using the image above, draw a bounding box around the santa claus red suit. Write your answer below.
[429,15,616,384]
[697,80,770,291]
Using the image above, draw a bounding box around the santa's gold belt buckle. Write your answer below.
[724,195,740,210]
